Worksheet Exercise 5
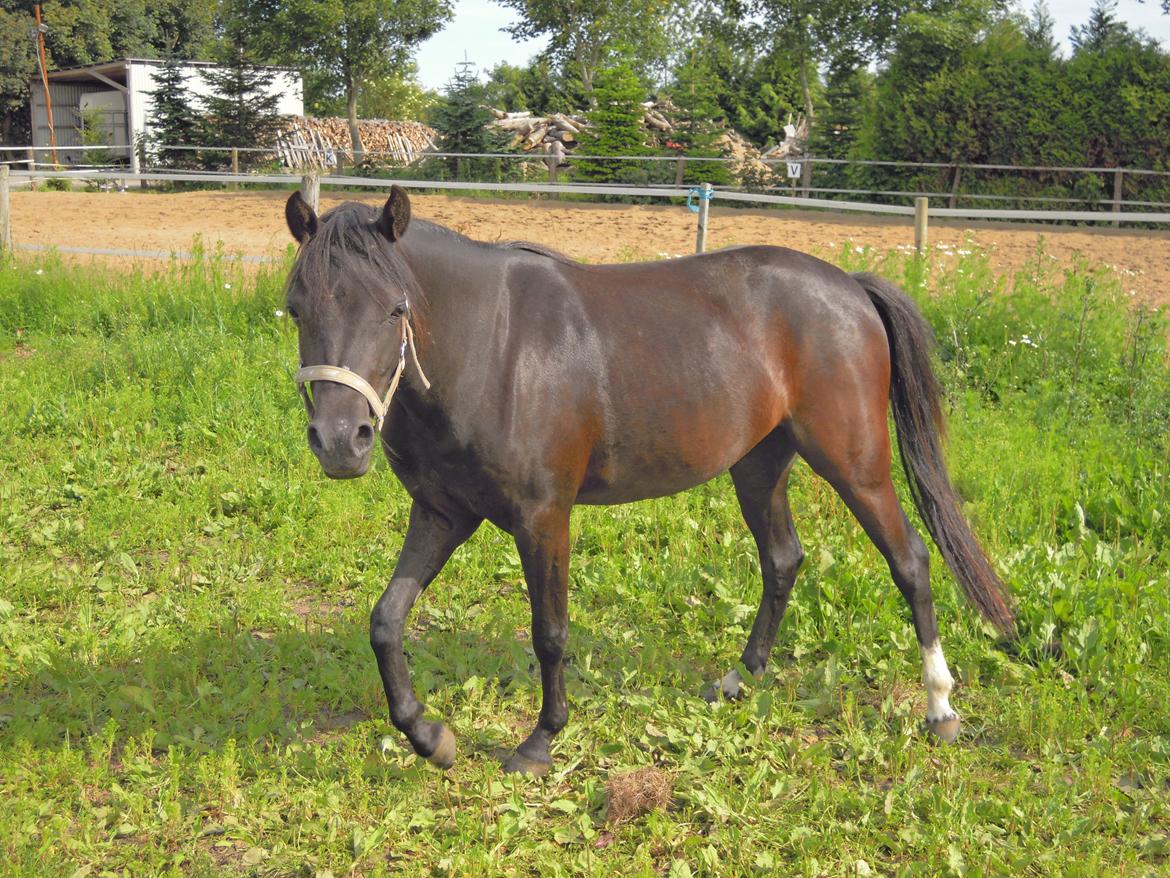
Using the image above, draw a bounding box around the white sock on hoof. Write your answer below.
[920,640,956,722]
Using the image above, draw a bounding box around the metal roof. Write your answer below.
[45,58,297,81]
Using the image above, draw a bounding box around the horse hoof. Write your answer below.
[924,714,961,743]
[423,724,457,769]
[703,669,745,703]
[502,751,551,777]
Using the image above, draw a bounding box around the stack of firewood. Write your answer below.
[274,116,437,170]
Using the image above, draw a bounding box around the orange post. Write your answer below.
[34,4,58,166]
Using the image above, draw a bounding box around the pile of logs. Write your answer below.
[641,102,673,134]
[716,115,809,188]
[486,109,585,169]
[274,116,437,170]
[761,115,809,162]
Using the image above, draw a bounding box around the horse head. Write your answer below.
[283,185,424,479]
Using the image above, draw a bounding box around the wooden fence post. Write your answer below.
[914,196,929,255]
[230,148,240,191]
[948,165,962,209]
[694,182,712,254]
[0,165,12,258]
[674,156,686,187]
[1112,167,1123,227]
[546,141,565,185]
[301,173,320,214]
[800,157,812,198]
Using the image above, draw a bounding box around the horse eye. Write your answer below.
[390,304,406,320]
[286,306,299,321]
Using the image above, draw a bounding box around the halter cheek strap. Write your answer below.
[295,318,430,431]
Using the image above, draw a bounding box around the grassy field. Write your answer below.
[1,238,1168,877]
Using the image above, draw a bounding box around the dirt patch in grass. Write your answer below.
[305,707,368,745]
[606,766,673,825]
[285,579,355,620]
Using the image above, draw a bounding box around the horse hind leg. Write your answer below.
[793,414,960,742]
[710,433,803,701]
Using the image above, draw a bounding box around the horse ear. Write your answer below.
[377,185,411,242]
[286,191,318,244]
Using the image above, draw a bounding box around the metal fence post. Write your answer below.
[695,182,712,254]
[301,172,320,214]
[0,165,12,258]
[914,196,929,254]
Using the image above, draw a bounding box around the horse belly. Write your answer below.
[575,387,781,505]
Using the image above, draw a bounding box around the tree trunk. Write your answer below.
[346,72,364,165]
[576,43,594,96]
[798,51,815,125]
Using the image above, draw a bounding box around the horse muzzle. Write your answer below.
[306,409,376,479]
[297,372,380,478]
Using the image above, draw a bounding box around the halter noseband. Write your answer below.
[294,316,430,431]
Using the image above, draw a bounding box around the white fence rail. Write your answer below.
[6,142,1170,212]
[7,167,1170,225]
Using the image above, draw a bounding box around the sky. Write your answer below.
[413,0,1170,92]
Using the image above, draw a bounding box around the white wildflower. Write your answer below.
[224,283,232,290]
[274,309,285,318]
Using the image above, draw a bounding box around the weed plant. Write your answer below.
[0,242,1167,876]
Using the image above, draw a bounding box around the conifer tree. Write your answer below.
[430,63,510,180]
[668,51,729,186]
[145,56,202,169]
[200,47,285,168]
[575,58,649,184]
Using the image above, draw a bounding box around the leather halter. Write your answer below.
[295,317,430,431]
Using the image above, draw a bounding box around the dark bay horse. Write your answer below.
[282,187,1015,775]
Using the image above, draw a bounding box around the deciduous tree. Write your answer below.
[493,0,674,96]
[227,0,452,161]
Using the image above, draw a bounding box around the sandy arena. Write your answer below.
[9,188,1169,306]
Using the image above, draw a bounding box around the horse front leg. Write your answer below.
[370,501,480,768]
[504,505,571,776]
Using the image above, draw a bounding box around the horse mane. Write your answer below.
[495,240,576,264]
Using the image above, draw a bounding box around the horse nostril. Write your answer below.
[354,422,375,451]
[307,424,323,454]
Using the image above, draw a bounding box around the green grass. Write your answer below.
[1,241,1168,877]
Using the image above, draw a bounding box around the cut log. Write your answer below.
[551,113,580,134]
[524,125,549,150]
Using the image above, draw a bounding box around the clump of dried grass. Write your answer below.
[604,766,672,825]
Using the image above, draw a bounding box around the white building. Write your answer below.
[30,58,303,171]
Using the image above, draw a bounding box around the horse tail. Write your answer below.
[852,272,1016,638]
